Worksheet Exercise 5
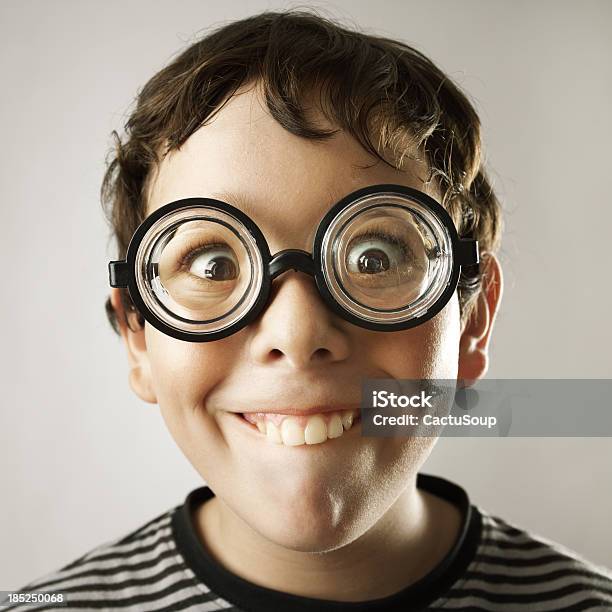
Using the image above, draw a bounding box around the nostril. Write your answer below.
[312,347,332,361]
[269,349,284,362]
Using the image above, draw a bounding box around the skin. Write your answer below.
[109,81,503,601]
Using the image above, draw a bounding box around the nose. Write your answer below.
[248,269,351,370]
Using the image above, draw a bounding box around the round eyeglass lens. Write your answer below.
[134,207,264,334]
[321,193,453,323]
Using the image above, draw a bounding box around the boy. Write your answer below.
[7,9,612,612]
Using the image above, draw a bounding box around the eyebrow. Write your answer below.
[169,190,256,238]
[209,188,350,219]
[171,186,355,233]
[209,190,260,218]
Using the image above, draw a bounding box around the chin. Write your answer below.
[252,489,360,553]
[259,517,357,553]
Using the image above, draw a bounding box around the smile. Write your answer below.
[237,409,361,446]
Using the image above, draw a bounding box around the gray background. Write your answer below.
[1,0,610,588]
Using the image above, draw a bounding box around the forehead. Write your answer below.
[145,83,433,244]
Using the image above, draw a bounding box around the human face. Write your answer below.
[137,82,462,551]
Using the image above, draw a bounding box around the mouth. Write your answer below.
[232,408,361,447]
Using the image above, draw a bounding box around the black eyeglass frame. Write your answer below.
[108,183,479,342]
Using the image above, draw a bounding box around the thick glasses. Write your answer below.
[108,183,479,342]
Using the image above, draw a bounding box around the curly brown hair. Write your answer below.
[101,8,502,336]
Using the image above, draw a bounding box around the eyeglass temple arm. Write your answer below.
[109,260,129,288]
[457,239,479,267]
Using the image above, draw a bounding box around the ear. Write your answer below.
[457,252,503,386]
[109,288,158,404]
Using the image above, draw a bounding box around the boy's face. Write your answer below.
[116,82,494,551]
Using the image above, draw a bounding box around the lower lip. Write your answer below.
[228,411,362,444]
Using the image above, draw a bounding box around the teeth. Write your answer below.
[281,418,306,446]
[245,409,360,446]
[304,415,327,444]
[266,421,283,444]
[327,413,343,438]
[341,410,354,430]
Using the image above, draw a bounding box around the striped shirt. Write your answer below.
[3,473,612,611]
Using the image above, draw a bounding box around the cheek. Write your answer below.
[145,325,224,401]
[144,325,235,468]
[369,296,461,381]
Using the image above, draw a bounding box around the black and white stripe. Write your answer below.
[4,512,236,611]
[428,511,612,611]
[4,503,611,610]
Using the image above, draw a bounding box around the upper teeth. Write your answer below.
[247,410,358,446]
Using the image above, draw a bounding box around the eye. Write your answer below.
[346,230,413,275]
[183,244,239,282]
